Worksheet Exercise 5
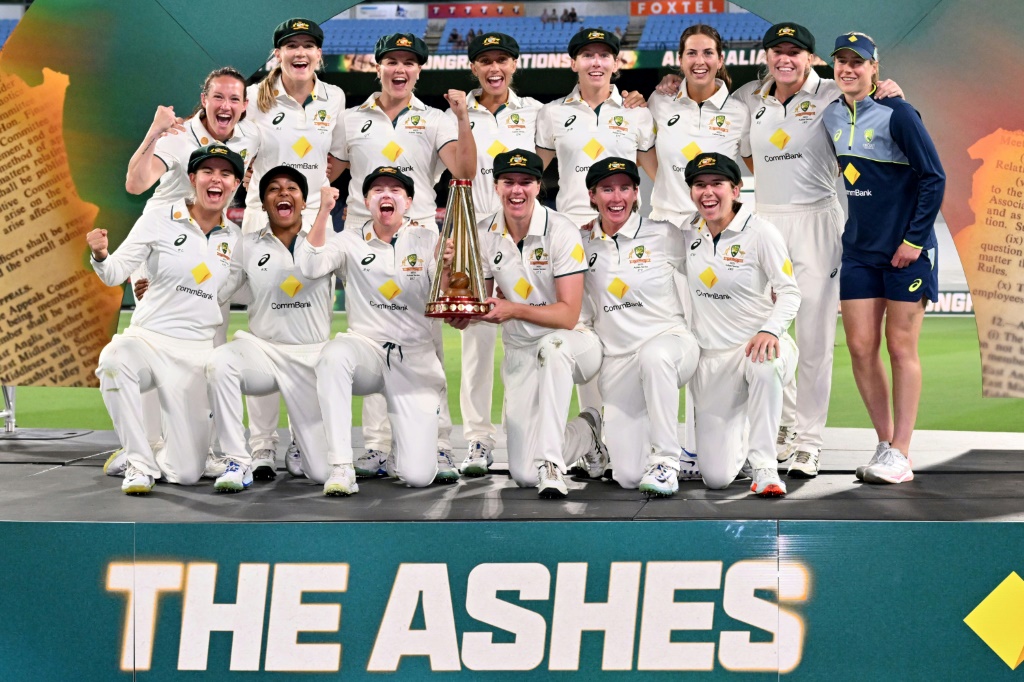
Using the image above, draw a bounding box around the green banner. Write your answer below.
[1,520,1022,678]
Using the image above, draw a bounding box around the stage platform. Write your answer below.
[2,425,1023,523]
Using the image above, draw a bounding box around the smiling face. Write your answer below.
[201,75,246,142]
[276,36,322,83]
[471,50,516,98]
[495,172,540,223]
[262,174,306,230]
[571,44,618,90]
[378,51,422,99]
[833,50,877,100]
[365,177,411,229]
[189,158,240,213]
[589,174,637,230]
[690,175,741,228]
[680,33,723,90]
[766,42,811,89]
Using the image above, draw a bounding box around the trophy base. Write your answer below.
[425,296,491,318]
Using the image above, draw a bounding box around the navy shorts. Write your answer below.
[840,247,938,302]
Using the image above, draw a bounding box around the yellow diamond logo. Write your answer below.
[844,163,861,185]
[782,259,793,277]
[382,141,404,162]
[486,140,508,157]
[682,141,703,161]
[571,244,585,263]
[582,138,605,160]
[513,277,533,299]
[769,129,790,150]
[292,136,313,158]
[607,277,629,299]
[191,263,212,285]
[964,572,1024,669]
[378,279,401,300]
[280,275,303,298]
[698,267,718,288]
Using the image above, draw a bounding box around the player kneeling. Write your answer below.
[583,158,700,497]
[682,153,800,497]
[206,167,341,494]
[297,167,452,490]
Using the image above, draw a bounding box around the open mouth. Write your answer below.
[700,197,720,211]
[606,204,626,217]
[214,113,232,127]
[291,58,310,73]
[507,196,526,207]
[391,76,408,88]
[206,187,224,202]
[276,200,294,219]
[379,199,396,217]
[690,66,709,77]
[486,75,504,88]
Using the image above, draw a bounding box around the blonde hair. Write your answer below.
[845,31,880,86]
[256,49,325,113]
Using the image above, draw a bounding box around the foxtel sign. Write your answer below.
[107,559,810,674]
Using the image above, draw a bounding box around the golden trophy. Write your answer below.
[426,179,490,318]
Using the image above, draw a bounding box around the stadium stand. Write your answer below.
[321,18,429,55]
[435,16,631,54]
[637,13,770,50]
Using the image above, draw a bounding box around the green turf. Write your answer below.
[10,313,1022,432]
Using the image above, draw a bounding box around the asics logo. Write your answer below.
[588,253,598,267]
[361,120,372,133]
[258,254,271,267]
[667,114,679,126]
[756,107,766,119]
[272,113,285,125]
[494,252,503,264]
[564,115,576,127]
[174,234,187,246]
[909,278,922,292]
[361,254,376,265]
[829,268,837,278]
[690,239,701,250]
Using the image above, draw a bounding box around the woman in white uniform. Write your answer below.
[87,145,244,494]
[206,166,339,494]
[334,32,476,481]
[296,167,449,489]
[680,153,799,497]
[451,149,605,499]
[244,18,348,479]
[450,32,543,476]
[582,157,700,496]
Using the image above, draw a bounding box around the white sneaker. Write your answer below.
[122,463,154,495]
[324,464,359,496]
[856,441,890,481]
[750,468,787,497]
[434,449,460,483]
[776,426,797,462]
[862,447,914,484]
[103,448,127,477]
[460,441,493,477]
[202,452,227,479]
[285,440,304,477]
[214,459,253,493]
[354,449,388,478]
[640,463,679,497]
[788,449,820,478]
[677,449,701,481]
[537,462,568,499]
[251,448,277,480]
[570,408,609,479]
[385,450,399,478]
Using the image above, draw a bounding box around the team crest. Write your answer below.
[608,115,627,131]
[864,128,875,143]
[396,36,413,47]
[406,254,418,267]
[317,110,327,122]
[483,36,500,46]
[533,247,545,261]
[633,246,646,259]
[697,156,716,168]
[607,161,626,171]
[292,21,309,30]
[715,115,725,126]
[777,27,796,37]
[588,31,605,40]
[410,115,421,126]
[729,245,740,257]
[509,154,528,166]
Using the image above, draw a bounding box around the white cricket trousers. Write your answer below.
[96,327,213,484]
[757,197,842,452]
[599,327,700,489]
[691,334,798,489]
[316,332,445,488]
[205,332,332,483]
[503,328,603,487]
[460,321,497,447]
[362,320,453,452]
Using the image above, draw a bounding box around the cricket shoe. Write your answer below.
[251,448,277,481]
[385,450,399,478]
[214,460,253,493]
[640,463,679,497]
[354,449,388,478]
[856,441,890,481]
[776,425,797,462]
[537,462,568,499]
[787,449,820,478]
[285,439,305,477]
[323,465,360,496]
[122,464,155,495]
[460,441,493,477]
[570,407,609,479]
[862,447,914,484]
[202,452,228,479]
[434,449,460,483]
[750,468,787,497]
[103,449,128,477]
[677,449,701,481]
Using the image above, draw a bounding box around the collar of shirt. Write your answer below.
[757,69,823,101]
[359,217,415,244]
[562,84,623,108]
[592,211,642,241]
[688,202,753,238]
[839,85,878,113]
[257,224,310,243]
[170,200,229,234]
[468,88,525,111]
[273,74,331,106]
[359,91,428,112]
[188,116,220,146]
[489,200,549,240]
[675,78,731,109]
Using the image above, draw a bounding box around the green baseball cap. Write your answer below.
[468,32,520,61]
[187,143,244,179]
[684,152,742,186]
[375,33,429,64]
[274,18,324,48]
[762,23,815,53]
[567,27,620,58]
[493,149,544,179]
[362,166,415,198]
[586,157,640,189]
